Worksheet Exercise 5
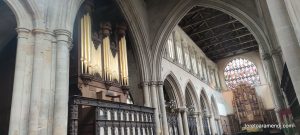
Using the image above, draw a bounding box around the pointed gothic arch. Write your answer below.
[154,0,274,82]
[184,81,200,112]
[164,73,184,107]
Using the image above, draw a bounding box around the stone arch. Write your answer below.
[0,1,19,134]
[184,80,200,112]
[200,89,211,114]
[154,0,273,81]
[163,73,185,107]
[3,0,33,29]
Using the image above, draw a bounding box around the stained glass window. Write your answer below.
[224,58,260,89]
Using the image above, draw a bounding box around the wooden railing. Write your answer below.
[69,96,156,135]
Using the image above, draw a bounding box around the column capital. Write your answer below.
[140,81,149,86]
[157,81,164,86]
[54,29,72,50]
[262,53,272,60]
[149,81,157,86]
[271,48,282,56]
[16,28,31,38]
[176,107,188,112]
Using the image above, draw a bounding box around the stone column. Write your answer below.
[266,0,300,106]
[157,81,169,135]
[28,29,54,135]
[150,81,161,135]
[262,53,284,124]
[142,82,151,107]
[52,29,72,135]
[177,111,185,135]
[198,112,205,135]
[180,108,190,135]
[207,115,213,135]
[271,49,284,82]
[194,112,203,135]
[214,116,222,135]
[9,28,33,135]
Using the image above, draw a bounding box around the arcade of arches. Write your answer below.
[1,0,300,135]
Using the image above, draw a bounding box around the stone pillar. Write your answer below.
[262,53,284,124]
[177,111,185,135]
[194,112,203,135]
[214,116,222,135]
[180,108,190,135]
[266,0,300,106]
[157,81,169,135]
[28,29,54,135]
[142,82,151,107]
[52,29,72,135]
[271,49,284,82]
[150,81,161,135]
[198,112,205,135]
[9,28,33,135]
[207,115,213,135]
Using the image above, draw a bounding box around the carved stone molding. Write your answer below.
[157,81,164,86]
[54,29,72,50]
[271,48,282,56]
[177,107,188,113]
[139,81,149,88]
[262,53,272,60]
[150,81,157,86]
[16,28,31,38]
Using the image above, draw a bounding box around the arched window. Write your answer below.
[191,53,198,74]
[167,33,175,59]
[224,58,260,89]
[184,46,191,70]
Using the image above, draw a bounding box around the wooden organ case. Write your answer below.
[70,0,130,103]
[232,84,264,125]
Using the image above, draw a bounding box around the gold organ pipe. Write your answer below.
[87,13,91,74]
[103,36,110,80]
[119,36,128,85]
[119,39,123,85]
[125,40,129,85]
[83,15,86,73]
[84,15,88,74]
[80,17,84,74]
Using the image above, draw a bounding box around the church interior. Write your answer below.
[0,0,300,135]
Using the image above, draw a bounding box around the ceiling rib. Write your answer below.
[189,19,238,37]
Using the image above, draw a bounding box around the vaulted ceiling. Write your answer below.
[178,6,258,61]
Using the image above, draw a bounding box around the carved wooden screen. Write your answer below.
[232,84,264,124]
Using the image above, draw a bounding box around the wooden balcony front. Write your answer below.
[68,96,156,135]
